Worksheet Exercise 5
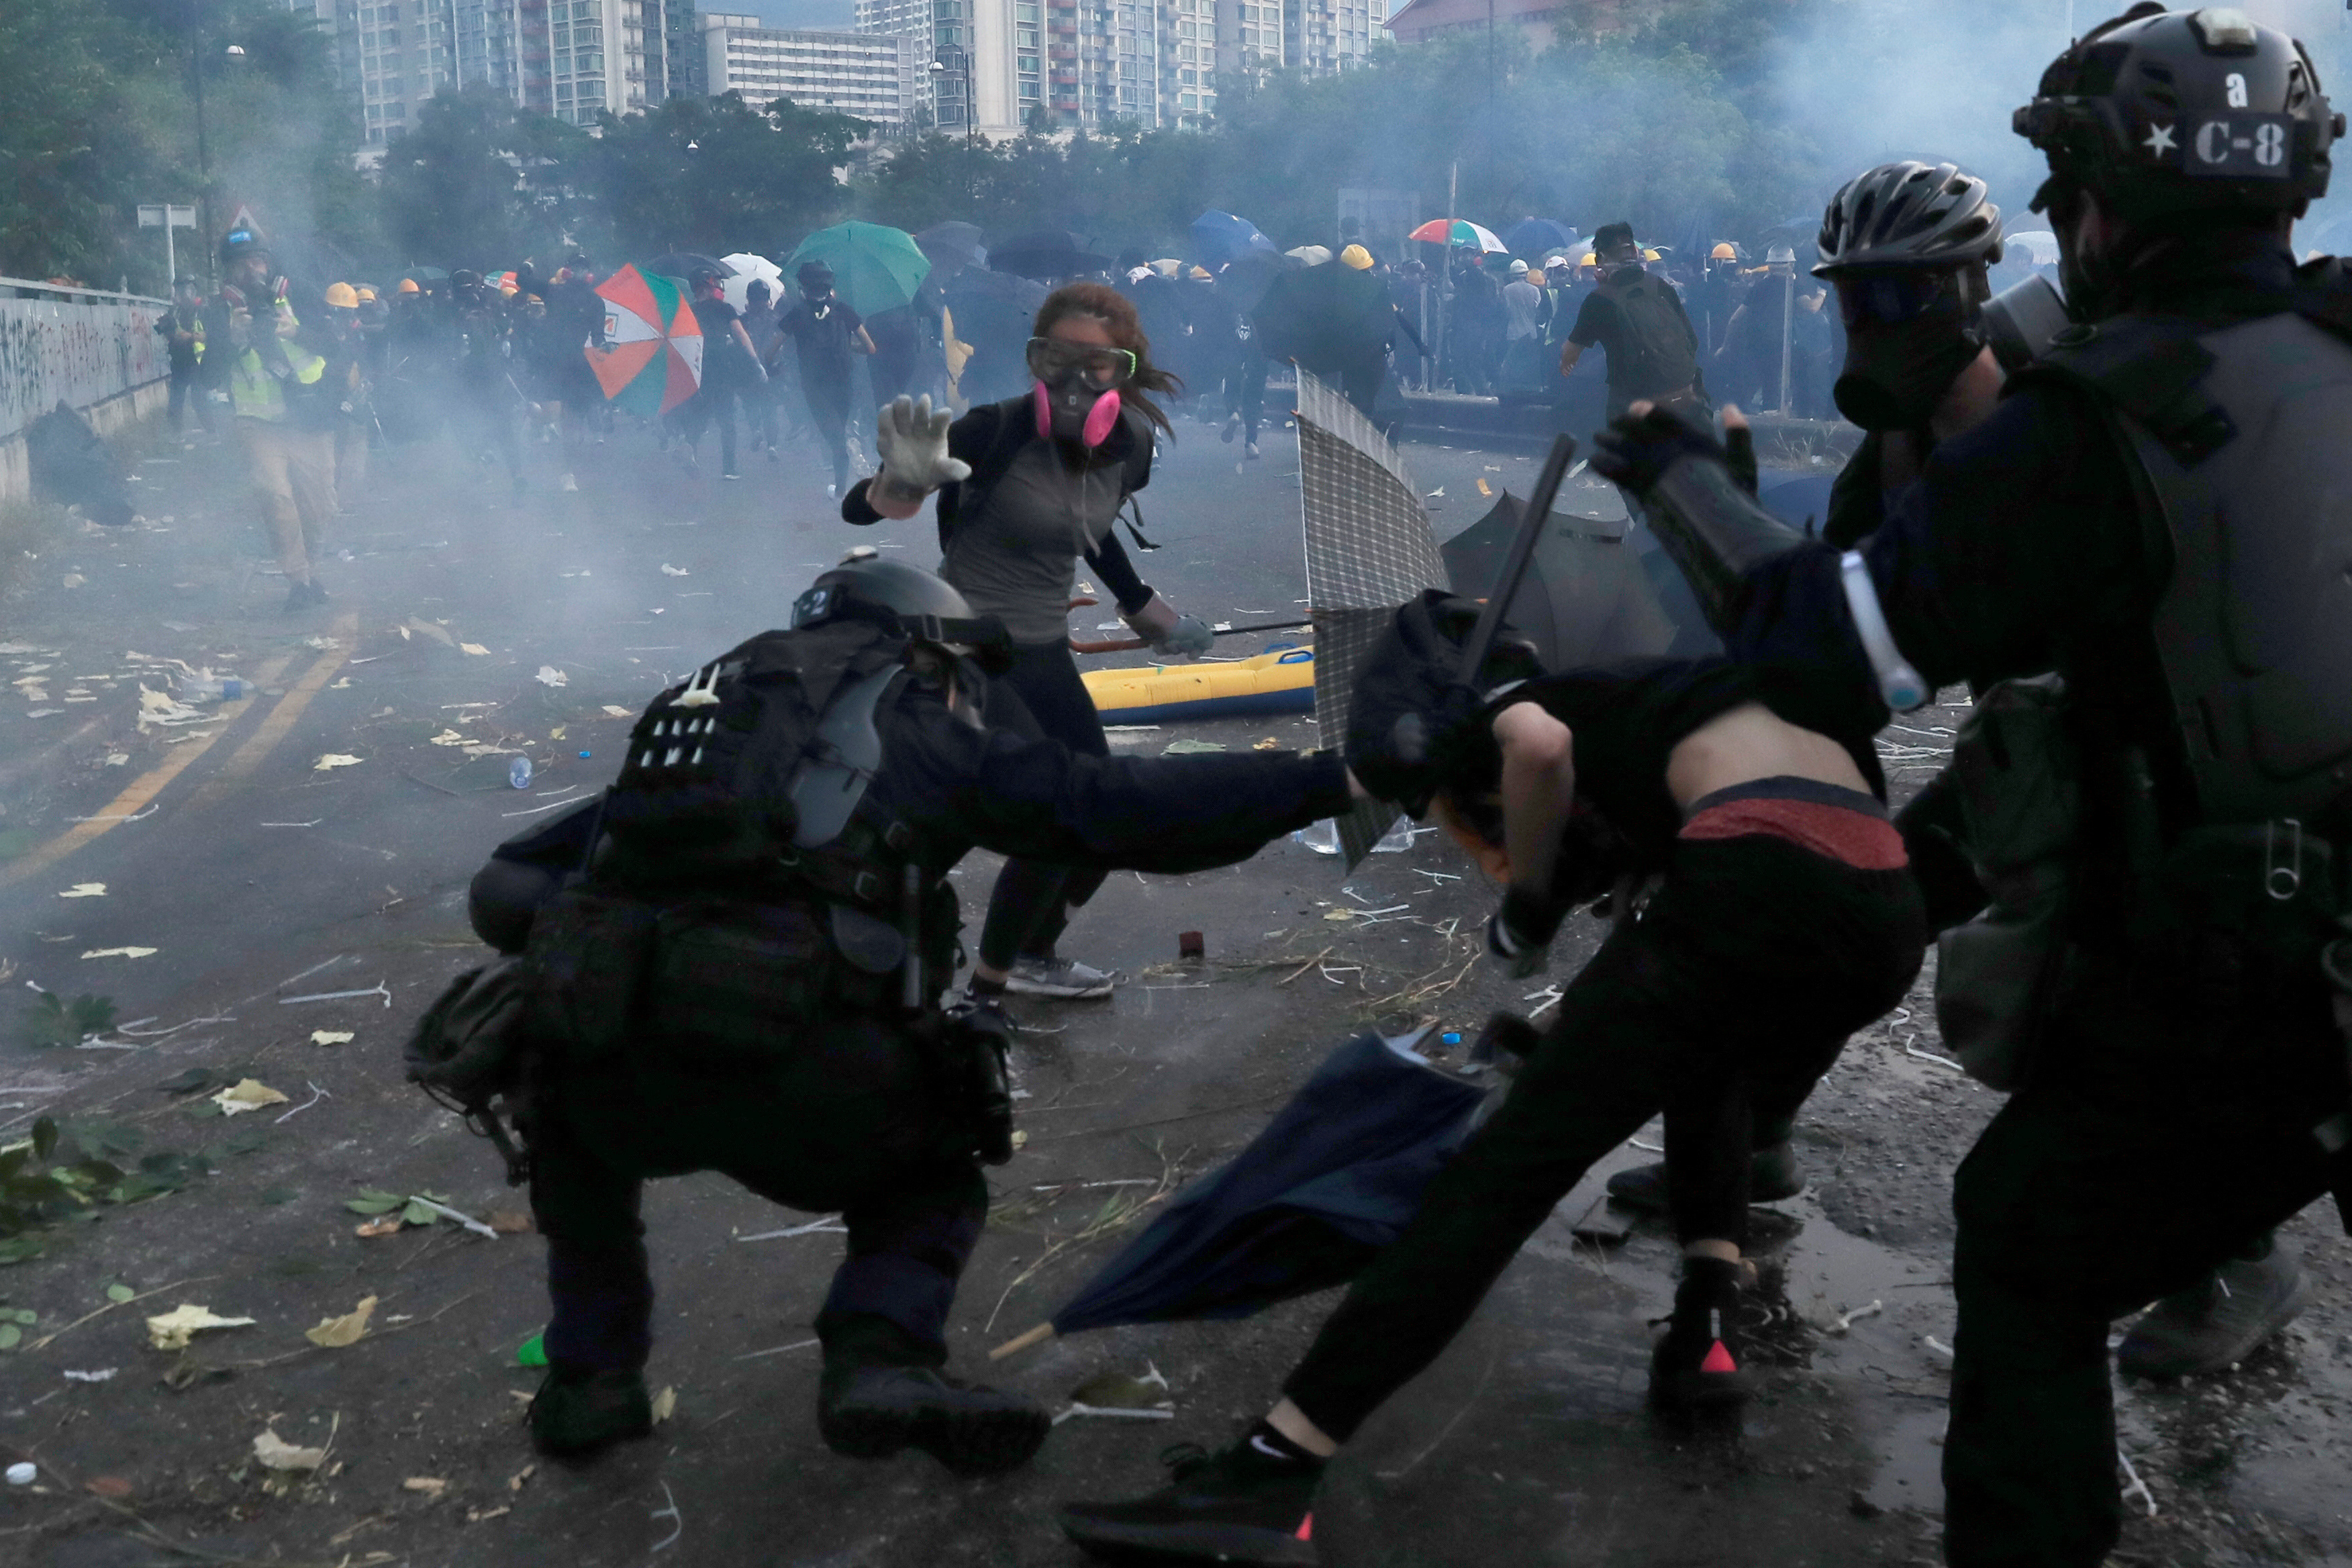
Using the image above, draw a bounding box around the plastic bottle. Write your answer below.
[508,756,533,789]
[177,674,247,704]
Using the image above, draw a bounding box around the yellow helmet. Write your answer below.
[1188,264,1212,281]
[1579,252,1596,266]
[1641,248,1661,262]
[397,277,421,294]
[1525,267,1547,286]
[1710,242,1736,261]
[355,285,378,302]
[499,279,520,296]
[324,281,360,309]
[1339,244,1373,271]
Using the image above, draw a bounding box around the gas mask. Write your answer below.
[1026,335,1136,448]
[1831,270,1986,432]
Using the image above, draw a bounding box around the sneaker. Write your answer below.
[818,1361,1050,1476]
[1606,1142,1804,1215]
[559,472,578,492]
[826,482,840,501]
[1245,440,1262,460]
[1221,411,1241,444]
[281,578,327,613]
[1651,1257,1756,1412]
[1060,1439,1320,1565]
[2118,1240,2310,1379]
[529,1367,653,1458]
[1005,956,1116,1000]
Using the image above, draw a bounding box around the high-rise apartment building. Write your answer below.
[702,14,922,123]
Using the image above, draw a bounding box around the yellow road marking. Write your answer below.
[183,612,358,807]
[0,651,298,892]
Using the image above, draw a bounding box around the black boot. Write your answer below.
[817,1316,1049,1476]
[1060,1431,1321,1565]
[1606,1140,1803,1214]
[2118,1236,2309,1379]
[1651,1257,1756,1412]
[529,1367,653,1458]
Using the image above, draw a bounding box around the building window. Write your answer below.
[1019,79,1040,97]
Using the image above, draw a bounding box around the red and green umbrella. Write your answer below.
[1408,218,1508,253]
[585,263,703,416]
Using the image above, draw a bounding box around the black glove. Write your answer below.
[1485,883,1569,980]
[1589,404,1731,497]
[1724,421,1758,499]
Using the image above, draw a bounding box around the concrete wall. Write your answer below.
[0,279,172,509]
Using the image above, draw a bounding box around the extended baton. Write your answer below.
[1454,431,1577,689]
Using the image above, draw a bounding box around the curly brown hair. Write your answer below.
[1033,281,1182,434]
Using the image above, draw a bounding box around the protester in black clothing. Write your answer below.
[780,261,875,498]
[446,270,526,494]
[1253,245,1400,420]
[1591,13,2351,1561]
[1444,254,1502,393]
[671,268,765,481]
[865,303,920,407]
[1060,595,1924,1563]
[1557,222,1708,420]
[846,282,1216,1002]
[1214,255,1279,456]
[157,277,209,437]
[738,278,785,462]
[467,554,1361,1475]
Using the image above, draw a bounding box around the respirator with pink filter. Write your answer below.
[1026,335,1138,448]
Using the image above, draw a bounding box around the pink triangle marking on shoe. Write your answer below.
[1294,1512,1314,1542]
[1700,1339,1738,1375]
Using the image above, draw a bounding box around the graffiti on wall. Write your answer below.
[0,295,169,442]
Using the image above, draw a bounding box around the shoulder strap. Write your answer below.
[2010,316,2235,468]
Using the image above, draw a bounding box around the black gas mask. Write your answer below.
[1830,268,1987,432]
[1025,336,1136,448]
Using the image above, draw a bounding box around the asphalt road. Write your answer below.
[0,396,2346,1567]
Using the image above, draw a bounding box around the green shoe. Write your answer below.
[529,1368,653,1458]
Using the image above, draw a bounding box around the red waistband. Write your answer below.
[1679,797,1908,871]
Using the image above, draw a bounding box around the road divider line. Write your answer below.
[183,613,360,807]
[0,651,299,892]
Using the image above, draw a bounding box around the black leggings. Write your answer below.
[1283,829,1925,1442]
[977,639,1109,972]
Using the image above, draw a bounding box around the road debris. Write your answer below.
[651,1386,678,1424]
[79,947,156,960]
[57,883,106,898]
[212,1079,289,1116]
[279,980,391,1007]
[734,1216,847,1242]
[311,1030,355,1046]
[254,1428,328,1471]
[62,1368,117,1382]
[305,1295,379,1348]
[1832,1300,1884,1334]
[313,754,364,771]
[145,1304,256,1351]
[403,1477,448,1499]
[535,666,567,687]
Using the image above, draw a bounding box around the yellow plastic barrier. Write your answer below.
[1081,644,1316,724]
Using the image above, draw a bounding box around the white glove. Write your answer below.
[875,393,970,497]
[1123,592,1215,657]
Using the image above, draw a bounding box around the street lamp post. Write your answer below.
[930,46,975,145]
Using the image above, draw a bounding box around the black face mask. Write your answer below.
[1832,289,1982,432]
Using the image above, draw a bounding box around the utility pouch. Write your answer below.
[1934,675,2079,1091]
[525,887,661,1066]
[648,899,841,1069]
[405,956,534,1183]
[931,999,1017,1166]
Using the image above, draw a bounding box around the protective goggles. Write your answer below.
[1026,337,1138,387]
[1833,271,1965,328]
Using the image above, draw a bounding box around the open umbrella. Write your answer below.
[914,221,987,273]
[1503,217,1575,258]
[585,263,703,417]
[1408,218,1508,253]
[989,226,1112,281]
[399,265,450,285]
[1295,366,1451,865]
[2005,230,2060,266]
[718,252,784,311]
[641,252,731,285]
[783,222,932,316]
[1191,209,1278,268]
[990,1030,1487,1359]
[1440,491,1714,669]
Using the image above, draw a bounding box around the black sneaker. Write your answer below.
[1606,1141,1804,1215]
[818,1361,1050,1476]
[2118,1240,2310,1379]
[528,1367,653,1458]
[1060,1439,1320,1565]
[1651,1258,1755,1412]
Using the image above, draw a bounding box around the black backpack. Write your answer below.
[1594,268,1700,396]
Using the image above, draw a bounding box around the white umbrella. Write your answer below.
[1286,245,1334,266]
[719,252,785,311]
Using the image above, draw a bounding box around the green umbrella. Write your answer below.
[782,222,931,316]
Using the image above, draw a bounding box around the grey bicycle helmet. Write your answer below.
[1815,161,2005,277]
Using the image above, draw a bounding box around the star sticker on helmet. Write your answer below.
[2144,122,2178,156]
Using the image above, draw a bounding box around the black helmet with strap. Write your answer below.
[1815,162,2004,277]
[2014,4,2341,222]
[791,550,1010,665]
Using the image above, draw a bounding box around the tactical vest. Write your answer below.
[1594,268,1700,397]
[2027,301,2352,832]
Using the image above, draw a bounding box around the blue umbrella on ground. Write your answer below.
[1503,217,1576,258]
[989,1030,1487,1359]
[1191,209,1279,268]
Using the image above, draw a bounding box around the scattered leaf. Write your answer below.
[534,667,567,687]
[1324,909,1356,921]
[403,1476,448,1498]
[487,1209,533,1234]
[310,1030,354,1046]
[313,754,362,771]
[354,1218,403,1238]
[429,729,470,746]
[516,1333,547,1368]
[105,1283,136,1304]
[467,1505,510,1523]
[304,1295,377,1349]
[458,644,490,657]
[146,1304,256,1351]
[80,946,157,960]
[660,564,689,577]
[211,1079,289,1116]
[20,993,115,1049]
[601,705,631,718]
[0,1325,20,1351]
[650,1386,677,1424]
[399,1198,442,1227]
[1253,737,1281,750]
[87,1476,133,1498]
[57,883,106,899]
[1069,1368,1174,1410]
[1477,477,1493,497]
[1161,738,1227,754]
[253,1429,327,1471]
[345,1188,406,1216]
[507,1464,536,1492]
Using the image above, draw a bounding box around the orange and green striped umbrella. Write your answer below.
[585,264,703,416]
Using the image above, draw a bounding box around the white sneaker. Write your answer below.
[559,473,578,492]
[1004,957,1117,999]
[826,483,839,500]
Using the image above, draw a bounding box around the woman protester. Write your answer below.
[844,282,1215,999]
[1060,589,1926,1563]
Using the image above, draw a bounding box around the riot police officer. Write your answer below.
[1591,7,2351,1563]
[463,553,1359,1477]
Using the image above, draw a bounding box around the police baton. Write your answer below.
[1454,431,1577,689]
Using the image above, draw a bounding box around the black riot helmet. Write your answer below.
[1815,162,2004,278]
[791,549,1010,667]
[2014,4,2341,224]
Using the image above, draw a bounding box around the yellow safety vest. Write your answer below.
[227,306,326,422]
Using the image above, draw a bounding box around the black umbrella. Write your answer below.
[1440,490,1717,667]
[991,1030,1486,1358]
[988,226,1112,281]
[642,252,732,283]
[915,221,987,271]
